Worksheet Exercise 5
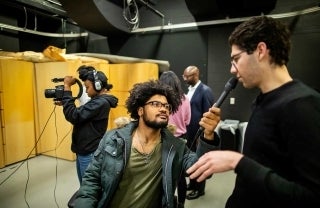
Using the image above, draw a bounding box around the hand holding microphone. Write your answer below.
[200,77,238,128]
[194,77,238,140]
[199,107,221,139]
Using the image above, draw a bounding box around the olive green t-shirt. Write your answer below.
[109,142,162,208]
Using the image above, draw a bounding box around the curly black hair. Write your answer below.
[126,80,181,120]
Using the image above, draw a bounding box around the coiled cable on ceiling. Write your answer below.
[123,0,139,30]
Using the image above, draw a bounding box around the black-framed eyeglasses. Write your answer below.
[144,101,172,112]
[231,51,245,71]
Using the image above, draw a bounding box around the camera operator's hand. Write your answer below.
[64,76,76,91]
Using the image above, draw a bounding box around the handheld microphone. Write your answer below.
[213,77,238,108]
[51,78,64,83]
[182,77,238,180]
[197,77,238,132]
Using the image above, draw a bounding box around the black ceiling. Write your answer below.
[0,0,278,36]
[185,0,277,21]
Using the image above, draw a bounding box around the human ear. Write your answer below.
[256,42,268,60]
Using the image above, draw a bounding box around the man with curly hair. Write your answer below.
[74,80,221,208]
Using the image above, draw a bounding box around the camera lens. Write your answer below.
[44,89,56,98]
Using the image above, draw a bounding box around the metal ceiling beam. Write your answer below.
[0,23,88,38]
[131,5,320,33]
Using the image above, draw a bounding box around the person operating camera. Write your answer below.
[55,65,118,184]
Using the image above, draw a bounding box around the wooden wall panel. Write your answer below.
[34,61,82,161]
[127,63,159,89]
[0,59,159,165]
[107,63,159,130]
[0,58,36,166]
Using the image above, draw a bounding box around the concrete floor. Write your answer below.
[0,155,236,208]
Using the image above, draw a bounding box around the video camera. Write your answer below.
[44,78,83,101]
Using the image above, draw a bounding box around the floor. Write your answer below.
[0,155,236,208]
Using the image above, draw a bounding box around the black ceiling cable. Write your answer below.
[61,18,67,49]
[34,14,37,31]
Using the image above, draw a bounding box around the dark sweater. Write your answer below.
[227,80,320,208]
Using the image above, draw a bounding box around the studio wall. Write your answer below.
[1,0,319,122]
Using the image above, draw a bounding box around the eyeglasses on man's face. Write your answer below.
[144,101,172,112]
[182,73,195,79]
[231,51,245,71]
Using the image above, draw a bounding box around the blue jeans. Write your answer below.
[76,153,93,184]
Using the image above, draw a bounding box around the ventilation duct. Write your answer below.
[59,0,131,36]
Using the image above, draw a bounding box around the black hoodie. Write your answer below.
[63,91,118,154]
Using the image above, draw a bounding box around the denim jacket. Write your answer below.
[75,121,219,208]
